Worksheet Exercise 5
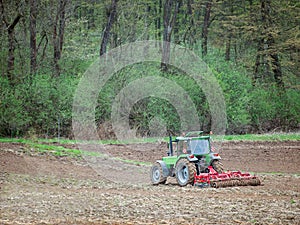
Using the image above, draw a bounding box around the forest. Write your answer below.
[0,0,299,138]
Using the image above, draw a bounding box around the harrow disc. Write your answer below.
[210,177,261,188]
[194,166,261,188]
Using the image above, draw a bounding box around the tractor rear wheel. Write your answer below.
[212,160,224,173]
[150,162,167,185]
[175,158,196,186]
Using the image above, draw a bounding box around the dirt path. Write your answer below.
[0,141,300,224]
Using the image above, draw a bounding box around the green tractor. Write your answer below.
[150,131,224,186]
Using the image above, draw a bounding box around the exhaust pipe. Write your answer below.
[169,136,173,156]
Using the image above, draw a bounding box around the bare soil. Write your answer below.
[0,141,300,224]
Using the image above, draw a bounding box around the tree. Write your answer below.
[100,0,118,56]
[253,0,284,88]
[183,0,196,47]
[0,0,298,137]
[154,0,162,43]
[53,0,69,76]
[29,0,37,75]
[161,0,179,71]
[201,0,213,57]
[0,0,22,82]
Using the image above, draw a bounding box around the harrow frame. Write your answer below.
[194,166,261,188]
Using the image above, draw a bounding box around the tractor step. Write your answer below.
[194,166,261,188]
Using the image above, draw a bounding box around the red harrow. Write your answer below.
[194,166,261,188]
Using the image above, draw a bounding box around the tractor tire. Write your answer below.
[175,158,196,186]
[212,160,224,173]
[150,162,167,185]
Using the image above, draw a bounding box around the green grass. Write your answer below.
[0,137,151,165]
[1,133,299,146]
[0,138,102,157]
[0,133,299,166]
[0,132,299,148]
[220,133,300,141]
[30,143,102,157]
[19,137,166,145]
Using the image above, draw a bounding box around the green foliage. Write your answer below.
[0,74,78,137]
[0,77,31,137]
[95,62,211,136]
[205,50,253,133]
[249,85,300,132]
[0,0,299,138]
[204,48,300,134]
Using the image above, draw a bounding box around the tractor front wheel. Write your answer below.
[175,158,196,186]
[150,162,167,185]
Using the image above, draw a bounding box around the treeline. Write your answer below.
[0,0,299,138]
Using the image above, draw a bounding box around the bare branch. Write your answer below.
[7,14,22,32]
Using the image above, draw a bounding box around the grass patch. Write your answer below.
[1,133,299,146]
[214,133,300,142]
[1,132,299,152]
[29,143,101,157]
[0,137,151,165]
[0,138,102,157]
[0,133,298,166]
[7,137,167,145]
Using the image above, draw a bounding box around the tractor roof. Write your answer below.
[172,131,212,142]
[175,135,210,141]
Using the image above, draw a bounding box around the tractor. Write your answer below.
[150,131,261,188]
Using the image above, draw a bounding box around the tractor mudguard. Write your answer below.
[209,152,221,161]
[176,154,198,163]
[156,160,170,177]
[186,155,198,162]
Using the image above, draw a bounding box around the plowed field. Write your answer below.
[1,140,299,224]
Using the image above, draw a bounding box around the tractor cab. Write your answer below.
[164,131,222,176]
[169,131,212,156]
[176,137,211,155]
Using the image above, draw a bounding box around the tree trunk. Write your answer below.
[144,4,151,55]
[154,0,162,49]
[158,0,162,42]
[53,9,59,76]
[7,25,18,80]
[100,0,118,56]
[173,0,182,44]
[144,4,150,41]
[155,0,162,41]
[53,0,68,77]
[201,0,212,57]
[253,0,284,88]
[37,31,48,64]
[161,0,179,71]
[270,45,284,88]
[187,0,193,15]
[58,0,67,55]
[87,0,96,29]
[0,0,22,82]
[185,0,195,46]
[225,36,231,61]
[253,38,264,84]
[29,0,37,75]
[224,0,233,61]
